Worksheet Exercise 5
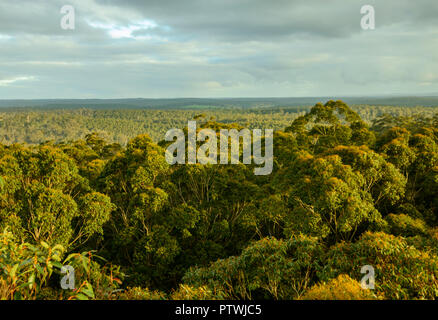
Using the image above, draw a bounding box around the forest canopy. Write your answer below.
[1,100,438,300]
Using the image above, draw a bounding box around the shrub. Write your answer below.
[406,227,438,256]
[62,251,124,300]
[320,232,438,299]
[0,228,123,300]
[385,213,428,237]
[170,284,218,300]
[116,287,166,300]
[183,235,324,299]
[0,228,64,300]
[301,274,377,300]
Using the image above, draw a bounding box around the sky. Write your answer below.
[0,0,437,99]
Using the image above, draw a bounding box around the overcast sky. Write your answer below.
[0,0,437,98]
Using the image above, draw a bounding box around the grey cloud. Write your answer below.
[0,0,437,98]
[95,0,438,40]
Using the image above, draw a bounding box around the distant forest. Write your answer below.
[1,102,438,145]
[2,96,438,109]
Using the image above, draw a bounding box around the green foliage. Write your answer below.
[406,227,438,256]
[301,274,377,300]
[170,284,218,300]
[0,144,112,249]
[62,251,123,300]
[285,100,374,152]
[0,228,64,300]
[183,236,323,299]
[385,213,428,237]
[116,286,167,300]
[325,145,406,208]
[0,100,438,300]
[283,152,384,242]
[320,232,438,299]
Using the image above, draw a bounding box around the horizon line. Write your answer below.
[1,94,438,101]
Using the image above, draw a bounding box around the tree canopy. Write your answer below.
[1,100,438,300]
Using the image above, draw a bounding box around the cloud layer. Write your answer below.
[0,0,437,98]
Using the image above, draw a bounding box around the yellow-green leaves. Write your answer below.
[0,229,65,300]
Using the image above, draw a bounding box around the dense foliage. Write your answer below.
[1,100,438,300]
